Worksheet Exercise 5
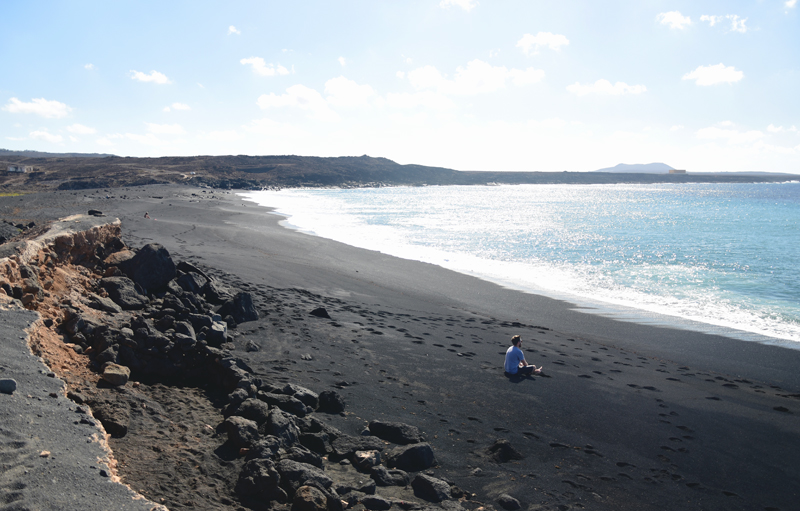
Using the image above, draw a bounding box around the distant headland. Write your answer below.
[0,150,795,193]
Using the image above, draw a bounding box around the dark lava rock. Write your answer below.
[411,474,450,502]
[87,293,123,314]
[236,458,285,502]
[487,439,524,463]
[362,495,393,510]
[176,272,207,294]
[370,465,409,487]
[202,279,234,304]
[87,209,104,217]
[98,276,149,310]
[259,391,313,417]
[292,485,328,511]
[218,292,259,324]
[246,436,282,461]
[282,445,323,468]
[497,494,521,510]
[385,443,436,472]
[368,420,424,445]
[310,307,331,319]
[224,416,260,448]
[265,409,301,446]
[119,243,176,292]
[232,398,271,425]
[277,459,333,494]
[317,390,346,413]
[300,432,332,455]
[283,383,320,410]
[0,379,17,395]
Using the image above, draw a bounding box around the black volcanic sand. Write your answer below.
[3,185,800,511]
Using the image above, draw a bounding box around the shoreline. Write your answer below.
[242,188,800,352]
[2,184,800,510]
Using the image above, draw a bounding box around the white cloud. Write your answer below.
[670,125,685,131]
[682,63,743,85]
[324,77,377,108]
[338,57,346,67]
[786,0,797,8]
[146,123,186,135]
[406,60,544,95]
[396,71,406,79]
[657,11,692,30]
[240,57,290,77]
[768,124,784,133]
[516,32,569,55]
[701,14,747,33]
[3,97,72,118]
[67,123,96,135]
[508,68,546,86]
[696,125,765,145]
[84,63,94,70]
[163,102,191,112]
[29,130,63,143]
[439,0,477,12]
[130,70,172,84]
[727,15,747,33]
[566,79,646,96]
[257,84,339,121]
[228,25,241,35]
[385,91,456,110]
[700,15,722,26]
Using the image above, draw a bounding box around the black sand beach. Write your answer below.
[2,184,800,511]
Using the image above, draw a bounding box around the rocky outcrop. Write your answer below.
[0,216,480,511]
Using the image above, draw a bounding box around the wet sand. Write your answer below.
[3,184,800,510]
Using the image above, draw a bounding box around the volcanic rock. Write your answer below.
[385,443,436,472]
[317,390,346,413]
[411,474,451,502]
[368,420,424,445]
[292,485,328,511]
[118,243,176,292]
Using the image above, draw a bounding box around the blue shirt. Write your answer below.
[504,345,524,373]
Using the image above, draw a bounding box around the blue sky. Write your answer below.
[1,0,798,172]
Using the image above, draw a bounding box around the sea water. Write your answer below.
[241,182,800,347]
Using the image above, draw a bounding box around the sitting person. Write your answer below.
[504,335,542,376]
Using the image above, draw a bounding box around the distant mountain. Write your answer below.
[0,148,115,158]
[593,162,675,173]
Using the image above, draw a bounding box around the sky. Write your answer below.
[1,1,798,173]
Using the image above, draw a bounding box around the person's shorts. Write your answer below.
[504,366,534,377]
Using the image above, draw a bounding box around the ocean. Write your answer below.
[241,182,800,347]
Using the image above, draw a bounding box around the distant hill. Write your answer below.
[0,153,793,193]
[0,148,115,158]
[593,163,675,173]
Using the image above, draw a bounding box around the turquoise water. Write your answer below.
[241,182,800,346]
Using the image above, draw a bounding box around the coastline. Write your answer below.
[2,184,800,510]
[240,183,800,351]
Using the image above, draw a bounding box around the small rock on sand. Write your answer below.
[0,379,18,394]
[102,364,131,386]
